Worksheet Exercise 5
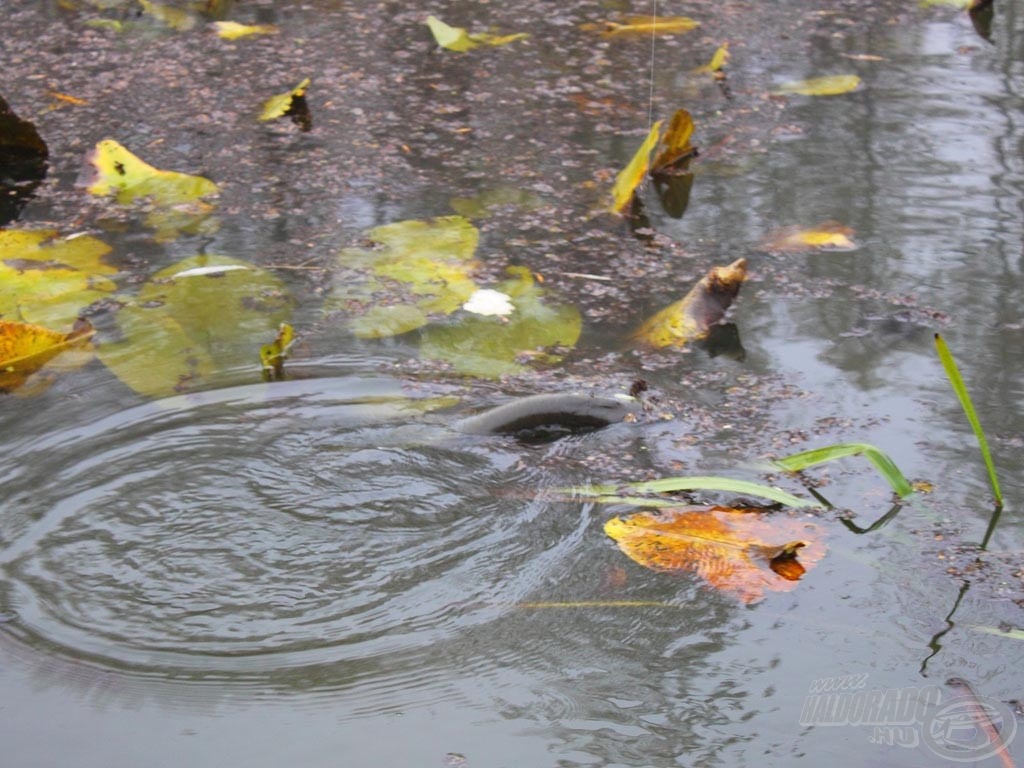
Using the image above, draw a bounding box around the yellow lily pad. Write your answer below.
[610,121,662,213]
[96,255,292,398]
[0,228,116,328]
[418,267,582,378]
[426,15,528,52]
[773,74,862,96]
[84,139,219,207]
[331,216,481,339]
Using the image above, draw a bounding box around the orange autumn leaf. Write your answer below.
[651,108,697,175]
[604,506,826,603]
[0,318,95,392]
[762,223,856,253]
[631,258,747,348]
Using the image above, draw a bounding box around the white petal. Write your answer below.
[462,289,515,317]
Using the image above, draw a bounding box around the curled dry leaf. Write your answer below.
[762,223,856,253]
[0,318,95,392]
[632,258,747,348]
[604,506,826,603]
[259,79,312,131]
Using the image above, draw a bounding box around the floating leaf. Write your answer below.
[138,0,196,31]
[632,258,747,348]
[419,267,582,378]
[96,255,291,398]
[695,43,730,73]
[261,322,295,380]
[448,186,543,219]
[586,16,700,37]
[83,139,219,207]
[610,121,663,213]
[0,228,116,328]
[650,108,697,175]
[213,21,278,39]
[604,506,825,603]
[776,442,915,498]
[0,318,95,392]
[426,15,528,52]
[761,223,856,252]
[331,216,480,339]
[568,475,816,508]
[773,74,861,96]
[259,78,312,130]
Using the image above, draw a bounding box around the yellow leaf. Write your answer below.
[604,506,825,603]
[0,228,116,327]
[762,223,856,253]
[83,139,219,207]
[773,74,861,96]
[650,108,696,174]
[213,21,278,39]
[260,322,294,379]
[426,16,527,52]
[695,42,730,73]
[259,78,311,122]
[588,16,700,37]
[609,121,662,214]
[632,258,747,348]
[138,0,196,31]
[0,318,94,392]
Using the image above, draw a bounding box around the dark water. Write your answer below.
[1,1,1023,766]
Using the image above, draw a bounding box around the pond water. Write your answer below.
[1,1,1023,766]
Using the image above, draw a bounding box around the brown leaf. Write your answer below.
[631,258,747,348]
[604,506,825,603]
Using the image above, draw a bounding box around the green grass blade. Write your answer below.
[567,476,817,508]
[934,333,1003,508]
[776,442,915,498]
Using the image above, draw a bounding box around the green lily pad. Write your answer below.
[0,228,117,327]
[419,267,582,378]
[448,187,544,220]
[330,216,481,339]
[96,255,291,398]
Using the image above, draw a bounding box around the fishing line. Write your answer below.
[647,0,658,130]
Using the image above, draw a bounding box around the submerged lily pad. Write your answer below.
[0,228,116,327]
[330,216,481,339]
[419,267,582,378]
[96,255,291,398]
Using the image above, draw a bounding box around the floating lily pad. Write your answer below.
[0,228,116,327]
[419,267,582,378]
[330,216,481,339]
[96,255,291,397]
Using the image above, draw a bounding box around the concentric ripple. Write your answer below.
[0,377,590,685]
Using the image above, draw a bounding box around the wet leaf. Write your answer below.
[604,506,825,603]
[695,43,730,73]
[0,318,95,392]
[83,139,219,207]
[632,258,747,348]
[650,108,696,174]
[419,267,582,378]
[762,223,856,252]
[259,78,312,131]
[260,322,294,380]
[586,16,700,37]
[773,74,861,96]
[610,121,662,213]
[426,16,528,52]
[213,21,278,39]
[0,228,116,327]
[448,186,543,220]
[331,216,480,339]
[96,255,292,398]
[138,0,196,31]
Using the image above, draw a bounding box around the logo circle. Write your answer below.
[922,695,1017,763]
